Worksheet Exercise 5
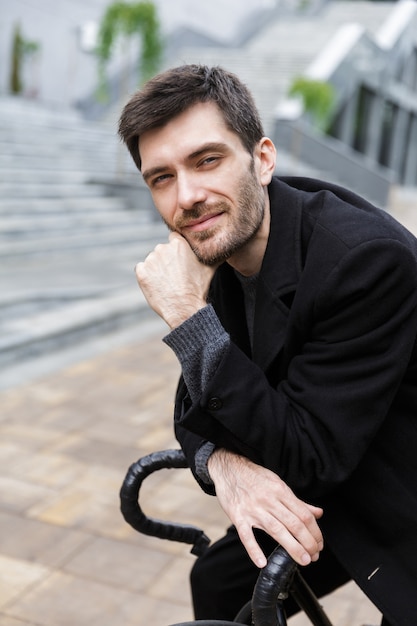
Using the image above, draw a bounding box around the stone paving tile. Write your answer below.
[0,475,56,515]
[3,570,174,626]
[26,480,127,539]
[0,618,38,625]
[0,554,50,607]
[4,448,87,490]
[48,434,144,471]
[63,535,174,592]
[147,553,195,606]
[0,511,90,568]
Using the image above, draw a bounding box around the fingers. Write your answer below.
[307,503,324,550]
[209,451,324,570]
[237,523,268,569]
[307,503,324,519]
[226,490,324,569]
[286,498,323,547]
[133,236,213,327]
[134,261,145,282]
[238,503,323,568]
[262,508,322,566]
[246,476,323,562]
[236,509,321,569]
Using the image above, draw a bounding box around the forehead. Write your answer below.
[139,101,244,169]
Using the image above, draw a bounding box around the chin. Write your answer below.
[195,246,233,267]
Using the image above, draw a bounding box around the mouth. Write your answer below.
[182,212,224,233]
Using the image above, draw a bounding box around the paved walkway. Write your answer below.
[1,190,416,626]
[0,322,383,626]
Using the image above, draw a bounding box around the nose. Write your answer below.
[176,172,207,210]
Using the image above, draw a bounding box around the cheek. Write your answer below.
[151,192,176,223]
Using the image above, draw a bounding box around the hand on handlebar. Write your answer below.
[207,449,324,569]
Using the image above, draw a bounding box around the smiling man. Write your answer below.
[140,101,270,269]
[118,64,417,626]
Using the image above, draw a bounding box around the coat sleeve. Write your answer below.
[175,238,417,500]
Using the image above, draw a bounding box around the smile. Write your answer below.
[183,212,224,233]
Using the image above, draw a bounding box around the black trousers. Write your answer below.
[190,525,391,625]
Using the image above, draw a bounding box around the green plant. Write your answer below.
[9,23,23,93]
[96,1,162,101]
[9,23,41,94]
[288,76,335,132]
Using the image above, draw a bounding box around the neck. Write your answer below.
[227,204,271,277]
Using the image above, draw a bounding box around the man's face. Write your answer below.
[139,102,270,266]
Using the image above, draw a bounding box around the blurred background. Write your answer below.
[0,1,417,624]
[0,0,277,107]
[1,0,417,388]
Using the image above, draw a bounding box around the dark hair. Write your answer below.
[118,64,264,170]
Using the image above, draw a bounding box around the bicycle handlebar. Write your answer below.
[252,547,297,626]
[119,449,333,626]
[119,448,210,556]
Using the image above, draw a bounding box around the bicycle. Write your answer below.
[119,448,336,626]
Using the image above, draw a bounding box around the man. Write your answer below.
[118,64,417,626]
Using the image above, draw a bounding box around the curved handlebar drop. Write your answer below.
[120,448,334,626]
[119,449,210,557]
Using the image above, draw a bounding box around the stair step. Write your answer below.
[0,287,150,370]
[0,141,118,160]
[0,222,166,257]
[2,168,98,184]
[0,196,130,214]
[0,212,154,235]
[0,96,163,375]
[0,182,113,198]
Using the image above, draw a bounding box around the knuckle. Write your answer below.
[235,514,250,532]
[143,252,154,266]
[237,525,254,546]
[135,262,144,277]
[299,509,314,525]
[266,517,285,538]
[287,517,306,536]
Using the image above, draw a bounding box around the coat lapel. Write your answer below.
[252,178,303,370]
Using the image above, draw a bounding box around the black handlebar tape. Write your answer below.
[252,546,334,626]
[252,546,297,626]
[119,448,210,556]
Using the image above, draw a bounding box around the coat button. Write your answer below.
[207,397,223,411]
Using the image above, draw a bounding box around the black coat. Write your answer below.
[174,176,417,625]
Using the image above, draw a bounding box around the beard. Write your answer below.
[165,162,266,266]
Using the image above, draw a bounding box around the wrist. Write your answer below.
[165,301,207,329]
[208,448,236,482]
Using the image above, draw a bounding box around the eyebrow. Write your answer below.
[187,142,229,160]
[142,165,169,184]
[142,142,229,183]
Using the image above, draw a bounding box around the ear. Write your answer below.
[256,137,276,186]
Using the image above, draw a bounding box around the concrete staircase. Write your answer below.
[0,96,167,387]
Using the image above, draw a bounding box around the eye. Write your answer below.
[151,173,172,187]
[199,155,221,168]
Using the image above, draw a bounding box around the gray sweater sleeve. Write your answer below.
[163,303,230,401]
[163,304,230,485]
